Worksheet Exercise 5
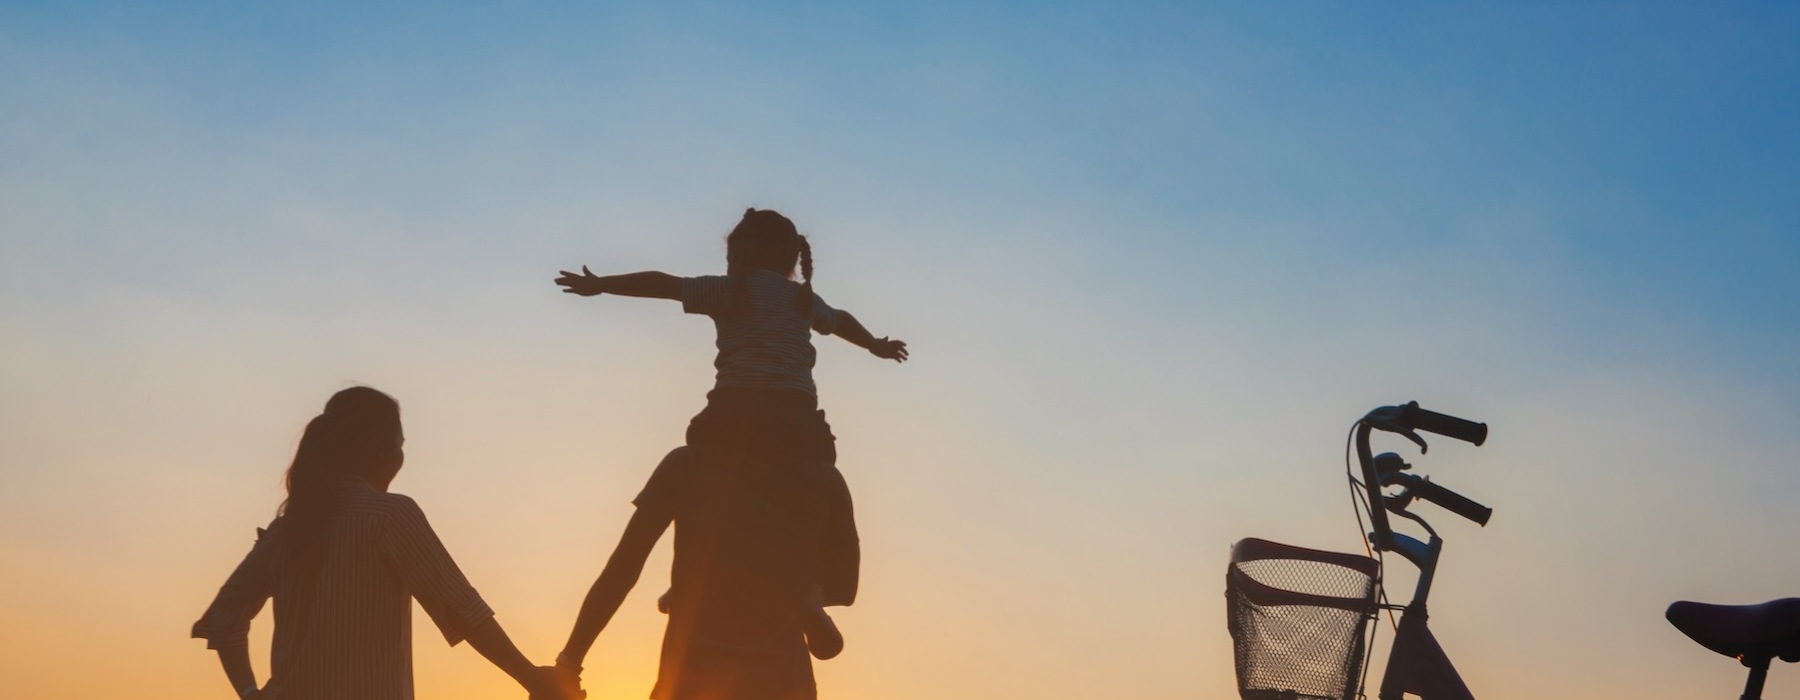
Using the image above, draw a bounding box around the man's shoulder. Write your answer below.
[649,445,701,482]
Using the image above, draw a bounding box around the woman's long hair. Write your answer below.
[276,386,402,572]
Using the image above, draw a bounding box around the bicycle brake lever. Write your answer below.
[1361,406,1432,453]
[1399,429,1429,454]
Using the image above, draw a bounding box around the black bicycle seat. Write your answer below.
[1666,598,1800,663]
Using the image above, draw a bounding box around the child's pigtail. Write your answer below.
[795,235,815,315]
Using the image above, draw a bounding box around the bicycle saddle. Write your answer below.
[1666,598,1800,663]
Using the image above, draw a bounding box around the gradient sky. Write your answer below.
[4,3,1799,699]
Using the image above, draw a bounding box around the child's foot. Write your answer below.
[803,606,843,660]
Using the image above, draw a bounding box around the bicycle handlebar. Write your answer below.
[1401,402,1488,446]
[1357,402,1492,551]
[1403,476,1492,526]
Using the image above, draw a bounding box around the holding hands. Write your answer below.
[527,664,586,700]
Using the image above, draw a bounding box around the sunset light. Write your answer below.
[4,3,1799,700]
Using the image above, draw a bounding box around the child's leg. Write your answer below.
[802,584,844,660]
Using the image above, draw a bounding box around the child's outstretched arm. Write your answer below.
[554,266,681,300]
[831,310,908,363]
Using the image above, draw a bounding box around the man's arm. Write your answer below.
[557,505,674,668]
[555,267,682,300]
[831,310,909,362]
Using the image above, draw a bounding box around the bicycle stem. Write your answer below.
[1358,420,1445,609]
[1387,522,1443,610]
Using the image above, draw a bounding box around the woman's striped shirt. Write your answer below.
[192,477,494,700]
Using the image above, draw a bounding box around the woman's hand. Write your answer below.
[869,337,909,363]
[555,266,605,296]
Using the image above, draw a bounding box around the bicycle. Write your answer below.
[1226,401,1491,700]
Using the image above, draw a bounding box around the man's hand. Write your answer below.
[555,266,605,296]
[869,337,909,363]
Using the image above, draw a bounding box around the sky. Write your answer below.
[3,2,1799,699]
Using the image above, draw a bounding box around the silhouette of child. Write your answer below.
[554,207,907,661]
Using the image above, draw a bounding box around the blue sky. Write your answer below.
[9,2,1795,361]
[3,3,1799,699]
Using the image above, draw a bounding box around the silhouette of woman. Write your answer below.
[552,209,901,698]
[192,386,580,700]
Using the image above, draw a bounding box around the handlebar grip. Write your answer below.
[1404,402,1488,446]
[1412,479,1493,526]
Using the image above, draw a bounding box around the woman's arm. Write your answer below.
[214,647,259,699]
[554,267,682,300]
[193,527,278,698]
[378,498,573,697]
[464,618,577,699]
[831,310,909,362]
[557,506,674,668]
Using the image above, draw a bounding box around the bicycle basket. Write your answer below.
[1226,538,1380,700]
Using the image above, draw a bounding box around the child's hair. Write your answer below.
[728,208,815,314]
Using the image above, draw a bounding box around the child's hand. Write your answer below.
[555,266,605,296]
[870,337,909,363]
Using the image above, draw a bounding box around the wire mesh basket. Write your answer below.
[1227,538,1381,700]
